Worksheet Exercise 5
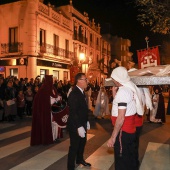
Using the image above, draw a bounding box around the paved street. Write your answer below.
[0,99,170,170]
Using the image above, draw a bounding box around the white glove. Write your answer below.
[87,121,90,130]
[77,126,86,138]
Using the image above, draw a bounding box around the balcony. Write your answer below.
[73,34,88,44]
[1,42,23,54]
[38,42,74,59]
[96,45,100,51]
[102,48,107,54]
[107,51,111,56]
[90,41,93,48]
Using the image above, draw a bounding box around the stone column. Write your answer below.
[26,57,37,79]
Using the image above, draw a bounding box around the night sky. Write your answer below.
[1,0,167,63]
[43,0,167,63]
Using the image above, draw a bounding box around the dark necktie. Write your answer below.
[83,91,87,103]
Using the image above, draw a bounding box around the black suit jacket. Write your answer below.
[67,86,89,132]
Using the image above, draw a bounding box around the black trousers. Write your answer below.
[17,107,24,118]
[114,131,138,170]
[135,126,143,168]
[26,101,32,115]
[67,130,86,170]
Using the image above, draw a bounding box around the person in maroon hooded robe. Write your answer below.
[30,75,58,146]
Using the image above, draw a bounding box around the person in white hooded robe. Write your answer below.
[93,86,110,119]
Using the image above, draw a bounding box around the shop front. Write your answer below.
[0,57,70,81]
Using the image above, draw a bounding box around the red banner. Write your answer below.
[70,66,80,84]
[137,46,160,69]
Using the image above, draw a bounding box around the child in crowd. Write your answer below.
[17,89,25,119]
[25,85,34,116]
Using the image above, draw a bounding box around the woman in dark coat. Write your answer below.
[30,75,58,146]
[4,80,17,121]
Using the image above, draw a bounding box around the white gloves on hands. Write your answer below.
[87,121,90,130]
[77,122,90,138]
[78,126,86,138]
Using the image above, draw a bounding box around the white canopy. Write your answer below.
[105,65,170,86]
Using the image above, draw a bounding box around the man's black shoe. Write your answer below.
[76,160,91,166]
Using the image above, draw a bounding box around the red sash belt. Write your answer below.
[135,114,143,127]
[111,115,136,133]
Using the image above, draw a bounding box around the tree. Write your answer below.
[135,0,170,34]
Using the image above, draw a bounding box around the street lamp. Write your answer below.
[79,52,88,74]
[79,52,85,62]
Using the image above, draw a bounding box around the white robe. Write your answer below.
[50,96,62,141]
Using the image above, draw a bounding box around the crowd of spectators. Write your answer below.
[0,75,112,122]
[0,76,71,122]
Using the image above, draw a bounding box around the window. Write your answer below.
[90,33,93,47]
[53,70,59,80]
[73,24,77,40]
[73,42,77,58]
[97,54,99,63]
[65,39,69,58]
[108,44,111,51]
[54,34,59,48]
[9,27,18,52]
[79,26,82,37]
[63,71,68,80]
[96,37,99,50]
[40,69,47,81]
[10,68,18,77]
[96,38,99,45]
[90,33,92,42]
[40,29,46,53]
[53,34,59,55]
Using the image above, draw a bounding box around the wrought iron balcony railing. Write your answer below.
[38,42,74,59]
[102,48,107,54]
[73,34,88,44]
[1,42,23,54]
[96,45,100,51]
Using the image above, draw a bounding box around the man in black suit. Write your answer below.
[67,73,91,170]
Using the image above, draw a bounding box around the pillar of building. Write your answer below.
[26,0,38,56]
[26,57,37,79]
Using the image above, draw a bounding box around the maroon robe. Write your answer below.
[30,75,57,146]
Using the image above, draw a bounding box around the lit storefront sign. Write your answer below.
[0,58,26,66]
[37,59,68,69]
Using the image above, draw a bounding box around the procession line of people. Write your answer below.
[1,64,168,170]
